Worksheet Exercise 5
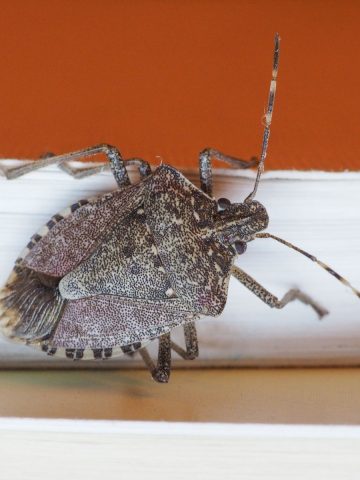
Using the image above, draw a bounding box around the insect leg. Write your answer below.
[123,158,152,179]
[59,158,151,181]
[0,144,130,187]
[231,265,329,318]
[139,333,172,383]
[171,322,199,360]
[60,157,152,180]
[199,148,258,196]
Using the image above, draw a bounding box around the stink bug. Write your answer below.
[0,34,359,383]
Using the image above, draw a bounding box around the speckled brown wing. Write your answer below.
[0,172,197,355]
[51,296,194,350]
[144,165,236,316]
[0,181,149,349]
[21,181,146,278]
[0,259,195,357]
[57,196,175,302]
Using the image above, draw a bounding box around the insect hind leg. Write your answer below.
[139,323,198,383]
[139,333,171,383]
[231,265,329,318]
[171,322,199,360]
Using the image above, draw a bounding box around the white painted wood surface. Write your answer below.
[1,418,360,480]
[1,162,360,367]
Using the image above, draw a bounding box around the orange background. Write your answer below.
[0,0,359,170]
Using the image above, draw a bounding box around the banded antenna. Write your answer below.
[245,33,280,203]
[256,233,360,299]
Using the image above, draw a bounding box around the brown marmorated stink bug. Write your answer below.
[0,34,359,382]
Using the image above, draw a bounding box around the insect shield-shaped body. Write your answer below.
[0,163,268,382]
[1,35,359,382]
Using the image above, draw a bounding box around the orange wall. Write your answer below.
[0,0,359,170]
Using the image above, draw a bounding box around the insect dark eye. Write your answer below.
[234,241,247,255]
[217,197,231,210]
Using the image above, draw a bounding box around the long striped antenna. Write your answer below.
[256,232,360,298]
[245,33,280,203]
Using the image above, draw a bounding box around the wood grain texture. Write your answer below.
[1,368,360,424]
[2,368,360,479]
[0,1,359,170]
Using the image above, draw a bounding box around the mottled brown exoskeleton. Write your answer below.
[0,34,359,382]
